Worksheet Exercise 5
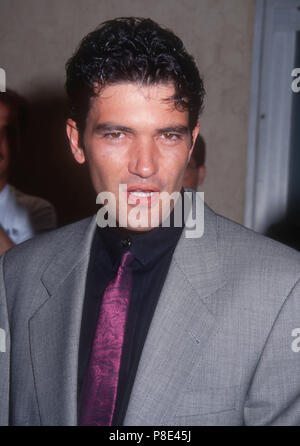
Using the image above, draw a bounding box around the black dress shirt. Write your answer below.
[77,207,184,425]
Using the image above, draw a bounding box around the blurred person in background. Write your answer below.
[0,90,56,255]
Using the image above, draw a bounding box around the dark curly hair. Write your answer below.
[66,17,205,136]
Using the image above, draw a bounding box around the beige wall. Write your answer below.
[0,0,255,223]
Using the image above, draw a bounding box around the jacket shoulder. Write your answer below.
[215,210,300,284]
[2,216,94,275]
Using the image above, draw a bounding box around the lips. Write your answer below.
[127,185,160,207]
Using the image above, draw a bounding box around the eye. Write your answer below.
[162,132,181,141]
[104,131,124,139]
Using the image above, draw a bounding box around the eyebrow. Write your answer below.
[155,125,189,135]
[93,123,134,134]
[93,122,190,135]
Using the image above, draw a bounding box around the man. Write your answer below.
[183,134,206,190]
[1,17,300,426]
[0,90,57,255]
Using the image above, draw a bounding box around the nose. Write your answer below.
[128,138,158,179]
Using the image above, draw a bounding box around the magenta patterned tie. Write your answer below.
[78,251,134,426]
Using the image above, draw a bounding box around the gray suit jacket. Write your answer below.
[1,204,300,426]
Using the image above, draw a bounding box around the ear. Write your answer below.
[66,119,85,164]
[188,122,200,162]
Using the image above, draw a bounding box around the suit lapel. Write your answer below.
[124,204,226,425]
[28,216,97,425]
[27,198,224,425]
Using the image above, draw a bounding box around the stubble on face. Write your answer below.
[78,82,199,231]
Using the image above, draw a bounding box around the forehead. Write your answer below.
[88,82,188,124]
[0,102,12,128]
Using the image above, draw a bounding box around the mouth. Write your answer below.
[127,186,160,207]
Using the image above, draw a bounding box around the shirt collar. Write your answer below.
[96,189,185,270]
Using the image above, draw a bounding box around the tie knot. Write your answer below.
[120,250,134,268]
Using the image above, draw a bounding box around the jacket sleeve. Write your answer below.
[0,254,10,425]
[244,277,300,425]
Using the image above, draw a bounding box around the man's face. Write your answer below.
[0,102,11,184]
[67,82,199,231]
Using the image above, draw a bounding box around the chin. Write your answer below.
[126,225,155,233]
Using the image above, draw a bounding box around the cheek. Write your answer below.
[86,146,127,187]
[165,151,189,177]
